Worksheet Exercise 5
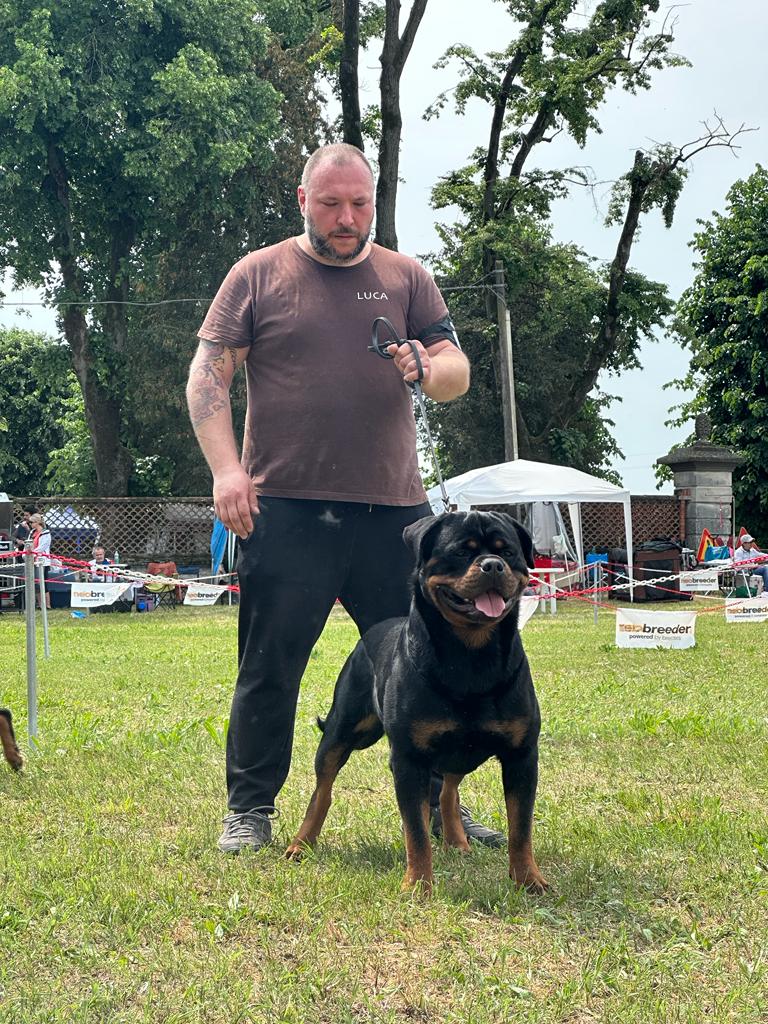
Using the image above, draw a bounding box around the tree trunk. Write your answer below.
[62,295,132,496]
[480,0,558,291]
[562,150,649,413]
[340,0,364,150]
[517,151,653,448]
[45,138,133,495]
[375,0,429,251]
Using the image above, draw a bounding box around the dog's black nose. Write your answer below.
[479,556,505,575]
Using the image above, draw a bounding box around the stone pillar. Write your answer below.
[657,414,745,551]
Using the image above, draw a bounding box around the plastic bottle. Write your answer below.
[114,549,120,563]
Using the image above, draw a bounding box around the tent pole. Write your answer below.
[623,497,635,603]
[227,530,236,607]
[593,562,600,625]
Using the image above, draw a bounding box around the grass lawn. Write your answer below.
[0,600,766,1023]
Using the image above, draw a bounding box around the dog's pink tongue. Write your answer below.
[474,590,506,617]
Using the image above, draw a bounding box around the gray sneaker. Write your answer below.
[218,807,276,854]
[431,803,507,848]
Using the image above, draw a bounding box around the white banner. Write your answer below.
[518,595,538,630]
[725,598,768,623]
[71,582,134,607]
[184,583,226,606]
[679,569,720,592]
[615,608,697,649]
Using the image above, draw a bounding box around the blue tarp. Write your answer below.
[211,517,228,575]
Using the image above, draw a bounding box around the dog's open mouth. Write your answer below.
[439,586,510,619]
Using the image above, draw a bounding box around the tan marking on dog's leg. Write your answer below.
[0,711,22,772]
[353,713,380,734]
[505,793,548,894]
[439,774,470,852]
[401,797,433,897]
[285,745,345,861]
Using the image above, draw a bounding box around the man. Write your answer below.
[88,546,115,581]
[13,506,35,552]
[187,143,505,854]
[733,534,768,592]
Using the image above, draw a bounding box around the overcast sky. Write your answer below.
[2,0,765,494]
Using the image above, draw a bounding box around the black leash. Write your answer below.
[369,316,451,513]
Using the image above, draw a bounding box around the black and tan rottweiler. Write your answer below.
[286,510,548,896]
[0,708,23,771]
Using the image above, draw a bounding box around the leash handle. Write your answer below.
[368,316,450,513]
[369,316,424,386]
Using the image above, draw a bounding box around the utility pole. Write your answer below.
[494,260,519,461]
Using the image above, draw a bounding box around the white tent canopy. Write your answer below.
[427,458,633,591]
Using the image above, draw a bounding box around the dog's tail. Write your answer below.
[315,715,326,733]
[0,709,23,772]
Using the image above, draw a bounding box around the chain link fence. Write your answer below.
[11,497,214,569]
[9,494,684,569]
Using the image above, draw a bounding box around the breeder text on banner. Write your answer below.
[725,598,768,623]
[679,569,720,592]
[70,583,135,607]
[615,608,697,649]
[184,584,226,606]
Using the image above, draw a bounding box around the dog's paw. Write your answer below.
[509,862,549,894]
[442,835,471,854]
[284,840,311,862]
[400,872,433,899]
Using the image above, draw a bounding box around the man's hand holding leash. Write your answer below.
[385,338,468,402]
[386,340,431,385]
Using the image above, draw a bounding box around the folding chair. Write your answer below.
[145,561,182,610]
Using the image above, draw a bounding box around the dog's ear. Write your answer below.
[511,519,535,569]
[403,514,450,562]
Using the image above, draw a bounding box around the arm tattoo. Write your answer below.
[188,340,240,428]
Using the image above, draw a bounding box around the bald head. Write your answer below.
[301,144,374,193]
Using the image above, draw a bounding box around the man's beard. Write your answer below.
[305,213,371,263]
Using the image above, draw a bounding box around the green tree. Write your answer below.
[430,213,669,479]
[674,165,768,538]
[424,0,744,476]
[0,0,321,495]
[0,328,77,494]
[119,20,328,496]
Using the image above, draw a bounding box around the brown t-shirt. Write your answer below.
[197,239,453,505]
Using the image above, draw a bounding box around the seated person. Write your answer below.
[88,545,115,582]
[733,533,768,591]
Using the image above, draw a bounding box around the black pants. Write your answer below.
[227,496,439,812]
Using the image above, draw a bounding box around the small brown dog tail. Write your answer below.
[0,709,23,772]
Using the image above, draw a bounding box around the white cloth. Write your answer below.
[31,528,51,567]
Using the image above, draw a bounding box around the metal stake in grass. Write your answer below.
[38,561,50,658]
[594,562,601,626]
